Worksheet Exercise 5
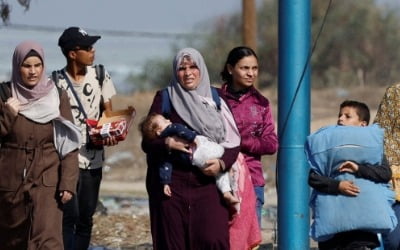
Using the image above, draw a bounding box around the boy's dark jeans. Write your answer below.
[383,201,400,249]
[318,230,379,250]
[63,168,102,250]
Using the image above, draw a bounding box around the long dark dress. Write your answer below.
[0,91,78,249]
[142,90,240,250]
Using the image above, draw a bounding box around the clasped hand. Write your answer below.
[103,136,118,146]
[59,190,73,204]
[165,136,220,176]
[201,159,221,176]
[165,136,192,154]
[5,97,20,116]
[338,161,360,196]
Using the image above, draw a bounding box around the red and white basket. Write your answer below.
[87,106,136,145]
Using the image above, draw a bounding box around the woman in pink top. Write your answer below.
[220,46,279,228]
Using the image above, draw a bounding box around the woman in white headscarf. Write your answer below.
[142,48,241,249]
[0,41,80,249]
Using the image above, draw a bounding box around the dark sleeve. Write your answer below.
[308,156,392,195]
[219,146,240,171]
[58,90,79,194]
[160,123,197,142]
[0,97,18,137]
[355,156,392,183]
[159,161,173,184]
[308,170,341,194]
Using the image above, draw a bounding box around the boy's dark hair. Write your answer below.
[340,100,370,125]
[138,113,161,140]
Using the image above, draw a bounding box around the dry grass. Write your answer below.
[92,214,151,249]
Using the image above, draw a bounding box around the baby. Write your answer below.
[139,113,239,205]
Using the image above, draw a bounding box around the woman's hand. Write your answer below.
[338,180,360,196]
[103,135,118,146]
[338,161,359,173]
[5,97,20,116]
[201,159,221,177]
[166,136,191,153]
[59,190,73,204]
[163,184,172,197]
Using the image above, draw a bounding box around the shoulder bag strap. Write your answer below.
[60,70,88,119]
[211,87,221,110]
[161,88,171,118]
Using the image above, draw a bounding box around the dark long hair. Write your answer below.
[220,46,258,84]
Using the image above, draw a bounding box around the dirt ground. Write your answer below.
[89,85,388,249]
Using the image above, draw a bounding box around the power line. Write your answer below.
[278,0,333,140]
[0,23,207,40]
[276,0,334,192]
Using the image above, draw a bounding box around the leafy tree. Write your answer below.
[126,58,172,91]
[1,0,30,24]
[134,0,400,90]
[310,0,400,87]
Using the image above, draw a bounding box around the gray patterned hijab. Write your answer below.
[167,48,226,143]
[11,41,55,105]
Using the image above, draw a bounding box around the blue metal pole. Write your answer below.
[277,0,311,249]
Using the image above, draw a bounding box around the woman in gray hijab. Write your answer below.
[0,41,80,249]
[142,48,241,249]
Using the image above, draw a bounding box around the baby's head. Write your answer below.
[337,100,370,127]
[139,113,171,140]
